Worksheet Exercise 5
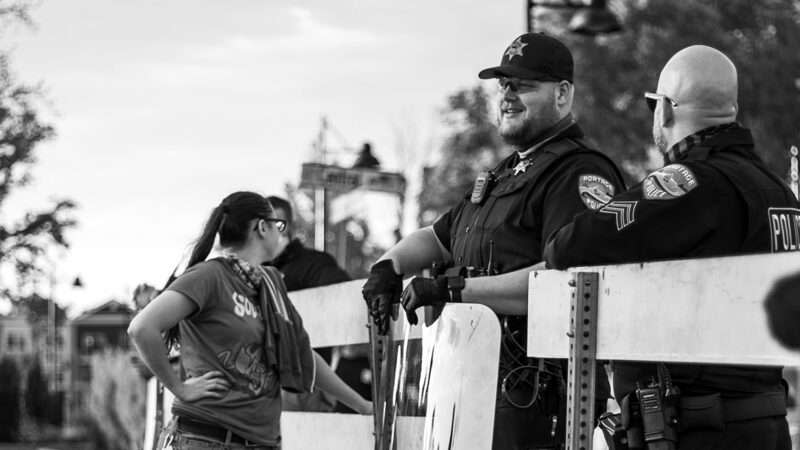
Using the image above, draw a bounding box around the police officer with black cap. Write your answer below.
[545,45,799,449]
[362,33,625,449]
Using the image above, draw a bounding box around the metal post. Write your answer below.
[566,272,599,450]
[314,188,327,251]
[49,275,56,392]
[789,146,798,199]
[527,0,534,32]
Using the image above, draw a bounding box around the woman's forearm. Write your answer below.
[128,322,184,396]
[312,351,371,414]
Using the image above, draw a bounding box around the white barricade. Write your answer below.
[528,252,800,364]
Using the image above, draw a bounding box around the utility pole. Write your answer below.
[790,146,798,199]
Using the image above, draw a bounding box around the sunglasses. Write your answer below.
[498,77,541,92]
[253,218,287,233]
[644,92,679,112]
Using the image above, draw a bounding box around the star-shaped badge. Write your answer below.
[505,37,527,60]
[513,159,532,175]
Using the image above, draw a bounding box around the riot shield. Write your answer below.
[373,303,500,450]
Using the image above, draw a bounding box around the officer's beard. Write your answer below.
[499,107,560,151]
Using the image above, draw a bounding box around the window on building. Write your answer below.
[82,334,95,353]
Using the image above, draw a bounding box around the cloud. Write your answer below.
[185,6,381,62]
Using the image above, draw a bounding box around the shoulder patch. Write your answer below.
[599,201,638,231]
[643,164,698,200]
[578,174,616,210]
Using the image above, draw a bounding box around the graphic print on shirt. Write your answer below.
[216,345,277,396]
[578,174,615,210]
[232,292,260,319]
[643,164,698,200]
[214,290,276,396]
[768,207,800,252]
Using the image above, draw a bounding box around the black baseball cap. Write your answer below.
[478,33,574,83]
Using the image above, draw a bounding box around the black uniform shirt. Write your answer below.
[544,124,800,399]
[267,239,350,292]
[431,121,624,406]
[433,122,625,275]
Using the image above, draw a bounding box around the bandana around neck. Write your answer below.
[224,253,263,290]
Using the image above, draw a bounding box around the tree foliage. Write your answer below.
[418,85,505,225]
[420,0,800,220]
[0,2,77,300]
[87,350,146,450]
[542,0,800,179]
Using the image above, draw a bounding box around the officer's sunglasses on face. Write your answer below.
[497,77,540,93]
[254,218,287,233]
[644,91,679,113]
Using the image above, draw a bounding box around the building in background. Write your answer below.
[65,300,134,426]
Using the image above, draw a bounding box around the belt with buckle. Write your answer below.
[176,416,277,449]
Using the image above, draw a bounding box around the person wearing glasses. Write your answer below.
[362,33,624,449]
[263,195,371,414]
[545,46,798,449]
[128,191,371,450]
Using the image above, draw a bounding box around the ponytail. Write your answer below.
[161,192,272,349]
[163,205,226,349]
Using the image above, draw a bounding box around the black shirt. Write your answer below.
[267,239,350,292]
[433,122,626,274]
[431,121,625,404]
[545,124,800,399]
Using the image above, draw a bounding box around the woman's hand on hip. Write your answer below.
[175,370,231,402]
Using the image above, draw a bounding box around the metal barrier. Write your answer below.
[528,252,800,450]
[144,252,800,449]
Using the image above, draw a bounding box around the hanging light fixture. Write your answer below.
[568,0,623,35]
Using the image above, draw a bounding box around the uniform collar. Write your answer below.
[517,114,582,160]
[664,122,750,163]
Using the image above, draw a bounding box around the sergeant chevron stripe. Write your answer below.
[599,201,638,230]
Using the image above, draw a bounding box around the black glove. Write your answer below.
[362,260,403,335]
[400,276,449,326]
[764,271,800,350]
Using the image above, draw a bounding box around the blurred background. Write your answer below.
[0,0,798,448]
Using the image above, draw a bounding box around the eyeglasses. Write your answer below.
[254,218,287,233]
[644,92,679,112]
[498,77,540,93]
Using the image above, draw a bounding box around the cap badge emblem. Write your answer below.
[505,37,527,60]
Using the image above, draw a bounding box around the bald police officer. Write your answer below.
[362,33,625,449]
[545,45,798,449]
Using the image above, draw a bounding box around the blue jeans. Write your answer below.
[167,430,279,450]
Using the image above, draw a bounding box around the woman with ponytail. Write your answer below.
[128,191,371,449]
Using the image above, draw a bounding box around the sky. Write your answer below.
[0,0,524,316]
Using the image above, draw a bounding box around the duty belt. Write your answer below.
[717,391,786,422]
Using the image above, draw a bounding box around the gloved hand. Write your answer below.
[400,276,449,326]
[362,260,403,335]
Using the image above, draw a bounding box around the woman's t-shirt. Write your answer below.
[168,258,282,446]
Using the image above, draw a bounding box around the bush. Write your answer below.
[0,357,22,441]
[86,350,146,450]
[25,357,50,423]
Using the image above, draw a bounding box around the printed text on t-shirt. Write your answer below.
[232,292,260,319]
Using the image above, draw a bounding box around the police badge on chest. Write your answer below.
[471,171,496,204]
